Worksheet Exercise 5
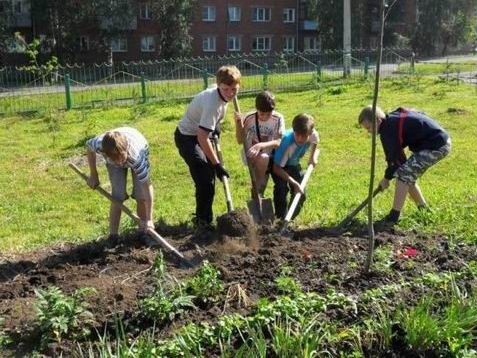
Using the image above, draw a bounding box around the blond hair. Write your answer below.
[216,65,241,86]
[358,105,386,125]
[102,131,128,159]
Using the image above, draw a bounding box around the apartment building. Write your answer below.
[0,0,417,65]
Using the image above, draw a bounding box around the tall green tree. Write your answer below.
[411,0,477,56]
[307,0,344,49]
[151,0,197,58]
[31,0,135,63]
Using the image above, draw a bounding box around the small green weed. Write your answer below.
[185,260,224,303]
[373,244,394,274]
[275,266,302,296]
[0,317,12,348]
[140,251,195,322]
[34,286,96,347]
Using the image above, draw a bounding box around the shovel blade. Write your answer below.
[260,198,274,224]
[247,199,261,224]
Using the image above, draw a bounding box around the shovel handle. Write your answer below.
[69,163,193,267]
[233,96,241,113]
[212,136,234,212]
[283,164,315,223]
[69,163,140,223]
[337,186,383,229]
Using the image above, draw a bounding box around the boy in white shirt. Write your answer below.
[174,65,241,231]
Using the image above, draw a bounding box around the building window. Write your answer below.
[111,37,127,52]
[139,3,152,20]
[0,1,8,13]
[141,35,155,52]
[283,8,295,23]
[228,6,241,22]
[13,0,23,14]
[202,6,216,22]
[227,35,241,51]
[283,36,295,52]
[252,7,271,22]
[252,36,271,51]
[202,36,216,52]
[304,37,320,51]
[79,36,89,51]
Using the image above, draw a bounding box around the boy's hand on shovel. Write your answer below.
[139,220,155,232]
[379,178,390,190]
[289,178,304,195]
[87,175,100,189]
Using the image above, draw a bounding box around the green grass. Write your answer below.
[1,76,476,252]
[395,61,477,75]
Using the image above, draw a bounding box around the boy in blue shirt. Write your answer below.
[272,113,320,220]
[358,105,451,226]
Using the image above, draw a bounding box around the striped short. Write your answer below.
[395,139,451,184]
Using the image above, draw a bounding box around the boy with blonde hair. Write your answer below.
[86,127,154,237]
[175,65,241,231]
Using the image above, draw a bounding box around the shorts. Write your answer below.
[395,140,451,184]
[107,164,147,202]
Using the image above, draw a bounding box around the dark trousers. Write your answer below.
[174,128,215,224]
[271,165,306,220]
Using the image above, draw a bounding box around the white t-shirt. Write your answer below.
[86,127,150,182]
[178,85,228,136]
[243,110,285,154]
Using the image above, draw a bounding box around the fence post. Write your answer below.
[64,73,72,110]
[202,70,209,89]
[140,72,147,103]
[262,63,269,90]
[411,52,415,74]
[316,60,322,81]
[364,57,369,78]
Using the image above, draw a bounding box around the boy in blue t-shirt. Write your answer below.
[272,113,320,220]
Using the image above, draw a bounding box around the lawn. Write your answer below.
[1,75,476,253]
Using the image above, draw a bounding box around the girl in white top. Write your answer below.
[235,91,285,193]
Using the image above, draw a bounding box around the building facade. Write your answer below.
[0,0,417,65]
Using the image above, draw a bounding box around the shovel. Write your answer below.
[211,135,234,212]
[69,163,194,268]
[337,186,383,230]
[233,96,274,224]
[280,163,315,234]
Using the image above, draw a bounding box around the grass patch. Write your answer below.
[1,76,476,252]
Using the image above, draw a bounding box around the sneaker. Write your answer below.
[374,217,398,231]
[193,217,215,237]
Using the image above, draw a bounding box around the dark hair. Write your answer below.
[255,91,275,112]
[358,105,385,124]
[292,113,315,135]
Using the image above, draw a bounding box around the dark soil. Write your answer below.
[1,224,476,357]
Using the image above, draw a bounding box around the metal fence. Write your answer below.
[0,47,474,116]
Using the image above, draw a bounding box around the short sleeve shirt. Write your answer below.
[177,86,228,136]
[86,127,150,182]
[243,111,285,155]
[273,129,319,167]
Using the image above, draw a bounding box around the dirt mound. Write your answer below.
[216,209,255,239]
